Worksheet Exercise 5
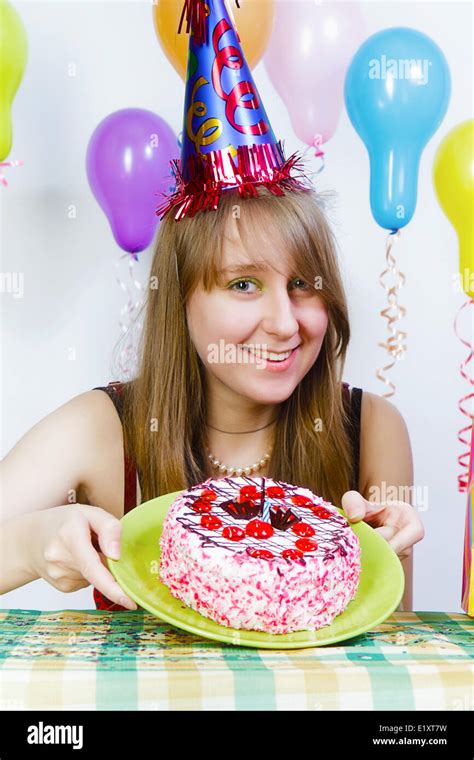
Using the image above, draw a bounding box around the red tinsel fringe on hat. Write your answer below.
[155,141,315,222]
[178,0,241,45]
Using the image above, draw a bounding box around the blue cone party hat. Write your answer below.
[155,0,314,221]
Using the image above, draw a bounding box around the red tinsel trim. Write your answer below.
[178,0,241,46]
[155,141,314,221]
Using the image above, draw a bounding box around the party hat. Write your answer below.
[155,0,313,221]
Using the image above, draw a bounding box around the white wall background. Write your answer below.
[1,0,472,613]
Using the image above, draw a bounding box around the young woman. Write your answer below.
[1,187,424,612]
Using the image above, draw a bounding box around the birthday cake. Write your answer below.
[159,476,361,634]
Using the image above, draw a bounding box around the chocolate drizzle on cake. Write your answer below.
[175,517,232,551]
[177,476,352,564]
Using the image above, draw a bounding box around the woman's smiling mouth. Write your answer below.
[239,344,301,370]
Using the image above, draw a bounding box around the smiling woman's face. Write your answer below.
[185,216,329,406]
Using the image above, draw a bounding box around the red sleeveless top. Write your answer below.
[91,380,363,611]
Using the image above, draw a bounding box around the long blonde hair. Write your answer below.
[119,186,354,506]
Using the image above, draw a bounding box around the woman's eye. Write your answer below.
[292,277,312,293]
[291,278,310,290]
[227,277,311,294]
[228,278,260,294]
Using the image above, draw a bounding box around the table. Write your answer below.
[0,610,472,711]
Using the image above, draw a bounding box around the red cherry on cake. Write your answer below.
[191,498,214,513]
[266,485,285,498]
[310,506,332,519]
[295,538,318,553]
[245,519,274,539]
[200,514,222,530]
[222,525,246,541]
[291,494,314,507]
[291,522,315,537]
[238,485,262,503]
[247,548,274,559]
[200,489,217,502]
[282,548,304,560]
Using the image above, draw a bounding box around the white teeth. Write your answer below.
[241,346,292,361]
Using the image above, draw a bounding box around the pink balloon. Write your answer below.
[86,108,177,254]
[264,1,366,147]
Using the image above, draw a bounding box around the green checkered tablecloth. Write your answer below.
[0,610,472,711]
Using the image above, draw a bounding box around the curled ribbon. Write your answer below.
[454,298,474,492]
[376,229,407,398]
[302,134,325,177]
[0,159,24,187]
[114,252,144,380]
[310,134,325,159]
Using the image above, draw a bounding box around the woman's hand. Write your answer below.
[341,490,425,561]
[29,504,137,609]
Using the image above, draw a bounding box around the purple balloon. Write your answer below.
[86,108,177,254]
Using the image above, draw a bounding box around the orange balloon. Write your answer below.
[152,0,275,80]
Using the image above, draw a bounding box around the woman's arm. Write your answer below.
[1,390,123,523]
[0,391,121,591]
[350,391,422,611]
[1,392,136,607]
[0,511,41,594]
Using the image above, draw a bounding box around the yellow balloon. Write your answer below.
[152,0,275,81]
[433,119,474,298]
[0,0,28,161]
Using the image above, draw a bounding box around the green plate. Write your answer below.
[107,490,405,649]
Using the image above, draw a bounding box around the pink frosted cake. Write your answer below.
[159,476,361,634]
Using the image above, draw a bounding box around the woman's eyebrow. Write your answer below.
[218,263,271,274]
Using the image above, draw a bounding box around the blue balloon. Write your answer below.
[344,27,451,231]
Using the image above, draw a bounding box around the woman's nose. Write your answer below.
[260,288,299,339]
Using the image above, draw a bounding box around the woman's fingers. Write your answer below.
[341,490,367,521]
[341,493,425,559]
[371,503,424,557]
[70,519,137,609]
[341,490,385,522]
[386,515,425,557]
[374,525,397,541]
[80,504,123,560]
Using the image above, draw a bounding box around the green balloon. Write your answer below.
[0,0,28,161]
